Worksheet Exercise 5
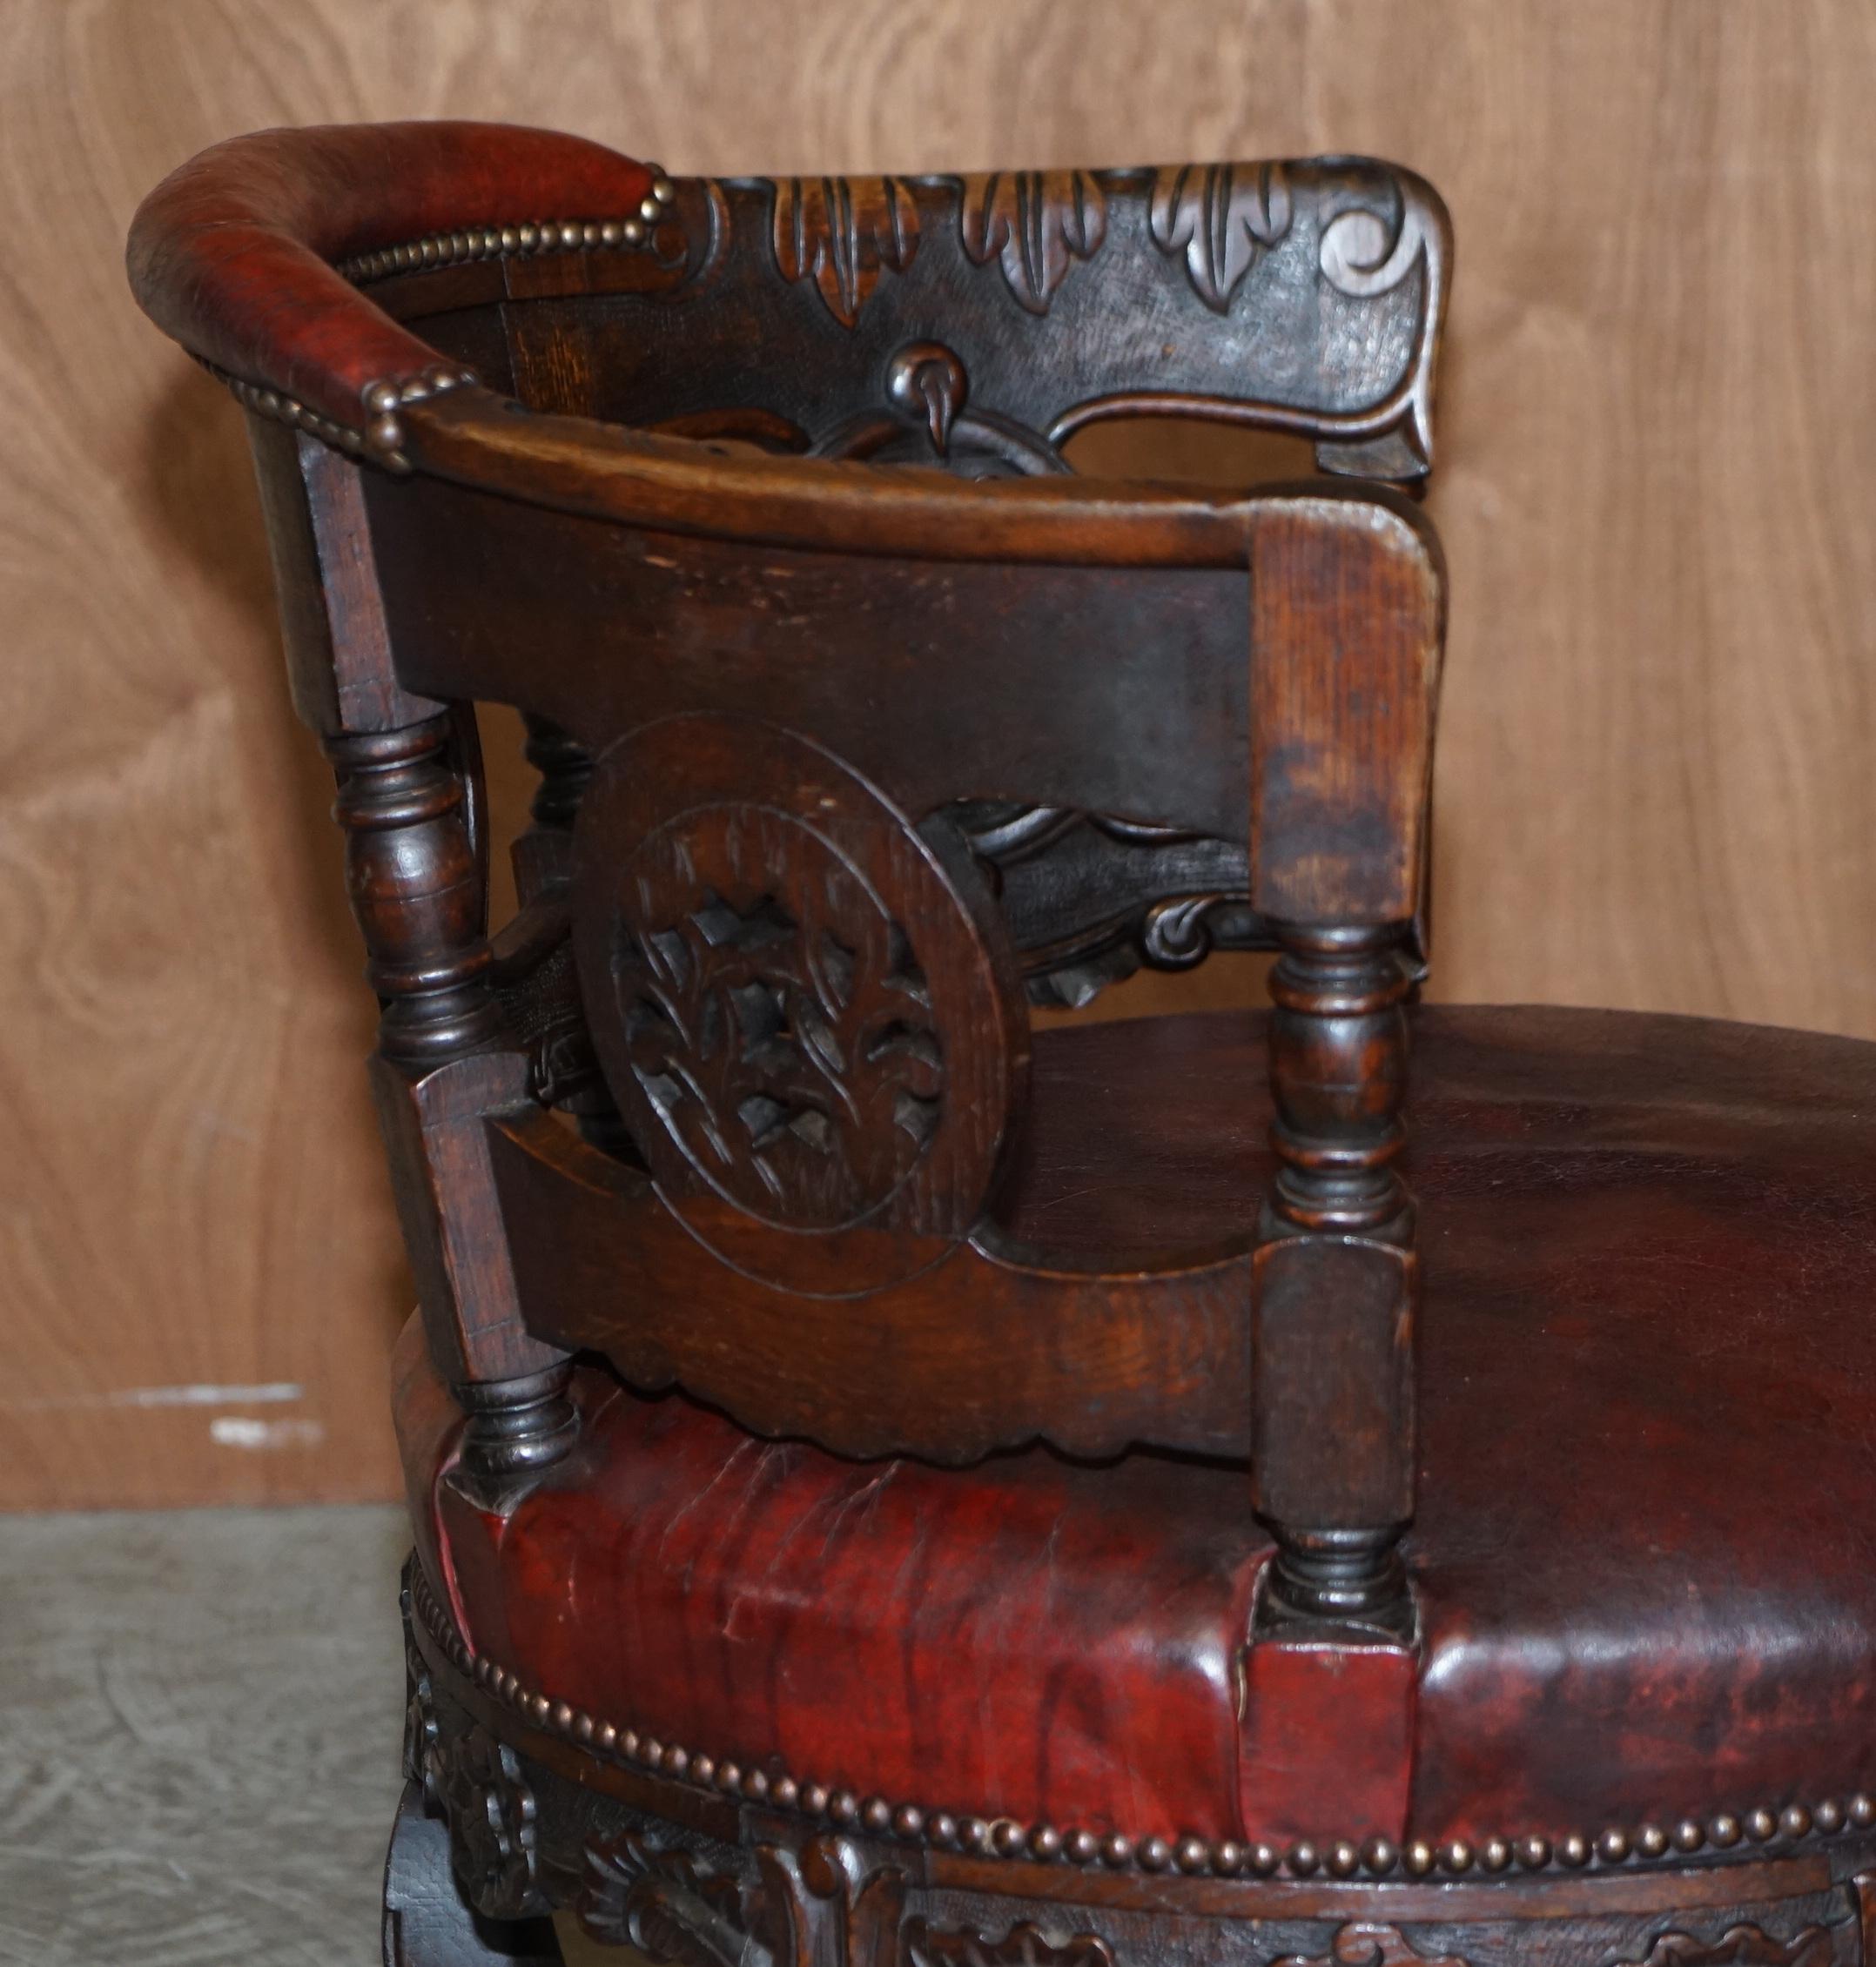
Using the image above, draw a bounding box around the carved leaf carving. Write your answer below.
[1276,1925,1469,1967]
[773,177,919,327]
[1149,162,1293,311]
[615,822,944,1226]
[904,1917,1116,1967]
[581,1830,769,1967]
[958,171,1106,313]
[756,1836,908,1967]
[1614,1929,1835,1967]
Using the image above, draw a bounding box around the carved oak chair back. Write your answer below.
[351,162,1445,482]
[344,149,1449,1006]
[131,122,1446,1635]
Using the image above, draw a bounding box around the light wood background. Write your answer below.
[2,1,1872,1509]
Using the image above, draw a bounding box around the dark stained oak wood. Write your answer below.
[127,122,1451,1932]
[366,160,1449,487]
[485,1104,1254,1466]
[125,114,1876,1967]
[382,1782,563,1967]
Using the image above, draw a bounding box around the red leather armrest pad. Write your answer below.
[127,121,652,430]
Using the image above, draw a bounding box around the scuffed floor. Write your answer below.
[0,1505,408,1965]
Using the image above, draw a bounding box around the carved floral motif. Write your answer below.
[773,177,920,327]
[440,1723,543,1919]
[580,1829,766,1967]
[758,1836,908,1967]
[958,171,1106,313]
[1149,161,1293,310]
[614,812,943,1226]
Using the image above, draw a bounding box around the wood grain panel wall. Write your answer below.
[2,0,1871,1508]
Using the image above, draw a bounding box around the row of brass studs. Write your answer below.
[409,1565,1876,1883]
[337,173,678,285]
[204,172,678,463]
[206,359,476,468]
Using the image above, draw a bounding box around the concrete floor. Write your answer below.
[0,1504,411,1966]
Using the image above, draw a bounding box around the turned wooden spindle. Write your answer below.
[327,711,576,1492]
[509,713,593,907]
[521,712,594,831]
[454,1363,580,1489]
[1263,923,1413,1244]
[325,715,505,1070]
[1254,920,1416,1630]
[510,712,636,1162]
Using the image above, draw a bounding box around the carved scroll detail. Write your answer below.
[1613,1930,1835,1967]
[958,171,1106,312]
[1149,162,1293,310]
[903,1917,1116,1967]
[1320,185,1433,299]
[1276,1925,1469,1967]
[1141,890,1257,967]
[439,1723,544,1919]
[773,177,920,326]
[580,1829,769,1967]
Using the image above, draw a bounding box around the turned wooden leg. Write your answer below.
[382,1782,562,1967]
[1253,922,1417,1635]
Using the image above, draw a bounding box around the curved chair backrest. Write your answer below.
[342,160,1447,484]
[130,122,1448,1631]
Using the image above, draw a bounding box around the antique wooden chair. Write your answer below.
[131,123,1876,1967]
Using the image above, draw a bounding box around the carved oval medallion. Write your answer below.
[573,718,1025,1283]
[605,802,940,1228]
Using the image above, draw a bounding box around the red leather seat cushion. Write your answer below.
[400,1004,1876,1846]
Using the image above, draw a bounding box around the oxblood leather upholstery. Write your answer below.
[400,1004,1876,1850]
[127,122,653,431]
